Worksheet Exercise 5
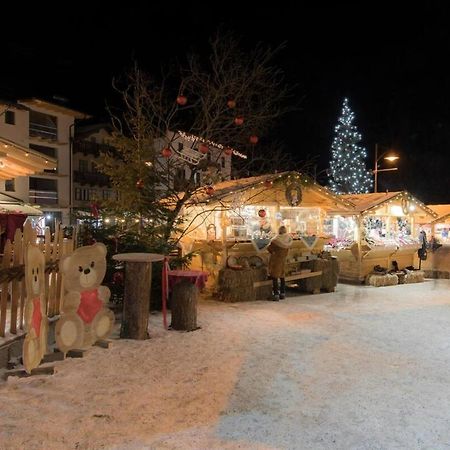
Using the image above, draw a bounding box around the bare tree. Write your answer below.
[97,31,298,247]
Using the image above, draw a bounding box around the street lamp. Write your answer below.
[373,143,399,193]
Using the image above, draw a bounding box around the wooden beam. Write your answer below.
[253,270,322,288]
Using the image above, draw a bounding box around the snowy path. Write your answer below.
[1,280,450,449]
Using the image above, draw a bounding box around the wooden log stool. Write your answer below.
[170,280,198,331]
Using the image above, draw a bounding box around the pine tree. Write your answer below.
[328,98,372,194]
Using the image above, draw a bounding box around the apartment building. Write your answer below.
[0,98,88,226]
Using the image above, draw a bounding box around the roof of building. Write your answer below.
[341,191,438,219]
[182,172,355,211]
[341,192,402,212]
[19,98,91,119]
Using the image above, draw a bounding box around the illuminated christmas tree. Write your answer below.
[328,98,372,194]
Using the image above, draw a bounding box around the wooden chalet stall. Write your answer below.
[325,191,438,282]
[418,205,450,278]
[178,172,352,299]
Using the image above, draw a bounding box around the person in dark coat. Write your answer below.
[267,226,293,300]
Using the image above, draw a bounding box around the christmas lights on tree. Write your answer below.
[328,98,372,194]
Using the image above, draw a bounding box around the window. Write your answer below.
[5,179,15,191]
[5,110,15,125]
[29,110,57,140]
[79,160,88,172]
[221,157,226,169]
[29,177,57,191]
[102,190,111,200]
[75,188,82,200]
[29,177,58,204]
[29,144,57,159]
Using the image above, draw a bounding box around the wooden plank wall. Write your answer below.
[0,221,76,338]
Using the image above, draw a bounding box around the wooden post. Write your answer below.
[120,261,152,339]
[170,280,198,331]
[0,241,12,337]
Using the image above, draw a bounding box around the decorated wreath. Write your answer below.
[285,182,302,207]
[401,197,410,215]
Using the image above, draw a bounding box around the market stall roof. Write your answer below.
[0,192,42,215]
[428,204,450,224]
[184,172,355,211]
[341,191,439,219]
[0,136,57,179]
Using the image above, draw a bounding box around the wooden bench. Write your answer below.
[253,271,323,294]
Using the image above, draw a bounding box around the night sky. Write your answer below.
[2,3,450,202]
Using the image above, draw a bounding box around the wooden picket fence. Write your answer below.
[0,220,78,339]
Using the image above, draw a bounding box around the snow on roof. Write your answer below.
[427,205,450,223]
[341,192,402,212]
[342,191,438,219]
[186,172,355,210]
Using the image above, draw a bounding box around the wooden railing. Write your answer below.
[0,221,77,339]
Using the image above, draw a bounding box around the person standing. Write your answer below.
[267,226,293,300]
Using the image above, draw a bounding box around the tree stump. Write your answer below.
[170,280,198,331]
[120,261,152,339]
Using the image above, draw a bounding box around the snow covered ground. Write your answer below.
[1,280,450,450]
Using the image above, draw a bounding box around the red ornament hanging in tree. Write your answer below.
[90,203,100,219]
[227,99,236,109]
[249,135,259,145]
[258,209,267,218]
[264,180,273,188]
[136,179,144,190]
[199,143,209,154]
[206,186,215,196]
[224,147,233,156]
[161,147,172,158]
[176,95,187,106]
[234,116,244,126]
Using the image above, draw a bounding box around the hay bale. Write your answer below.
[366,273,399,287]
[404,270,425,284]
[320,257,339,292]
[298,259,323,293]
[218,267,269,302]
[298,258,339,293]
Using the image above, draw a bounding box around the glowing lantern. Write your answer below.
[224,147,233,156]
[161,147,172,158]
[199,143,209,154]
[249,135,259,145]
[206,186,215,196]
[227,99,236,109]
[258,209,267,218]
[176,95,187,106]
[234,116,244,126]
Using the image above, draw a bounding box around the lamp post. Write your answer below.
[373,143,399,193]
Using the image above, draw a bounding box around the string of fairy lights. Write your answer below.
[328,98,373,194]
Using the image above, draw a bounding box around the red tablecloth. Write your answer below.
[167,270,208,292]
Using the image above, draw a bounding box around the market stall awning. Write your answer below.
[428,204,450,224]
[341,191,439,219]
[0,136,57,180]
[0,192,42,215]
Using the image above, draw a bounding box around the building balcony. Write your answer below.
[29,123,58,141]
[74,170,110,187]
[73,140,114,156]
[29,190,58,205]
